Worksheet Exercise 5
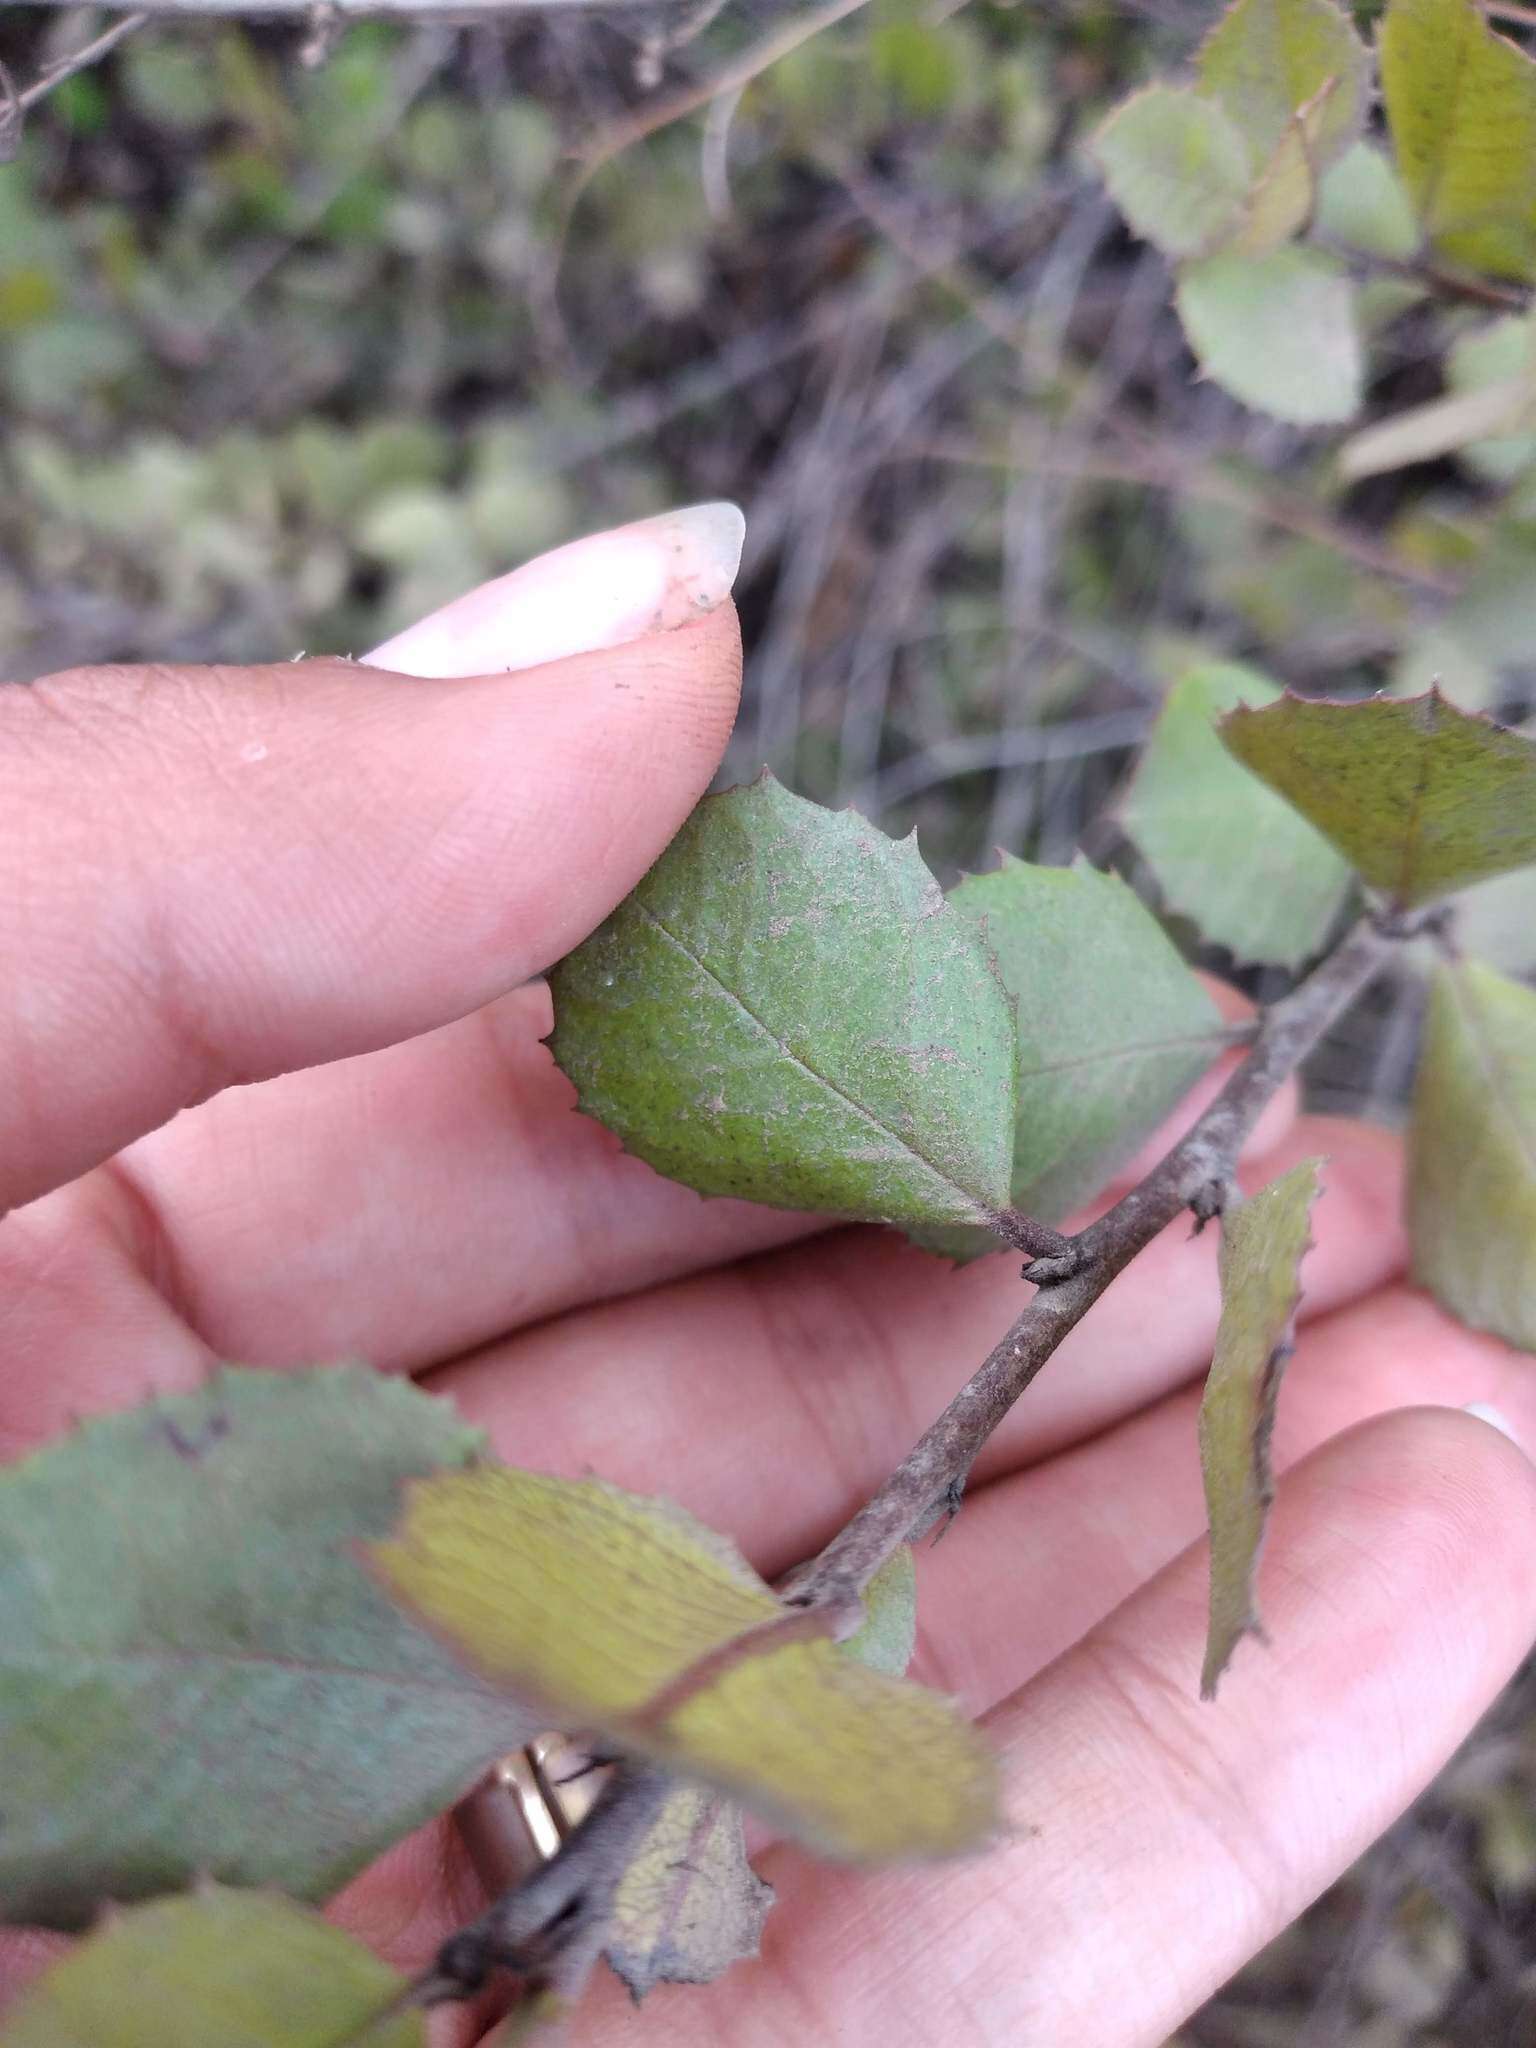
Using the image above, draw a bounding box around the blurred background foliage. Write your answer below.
[3,0,1536,2038]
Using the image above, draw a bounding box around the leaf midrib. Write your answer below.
[1019,1023,1233,1082]
[633,899,999,1222]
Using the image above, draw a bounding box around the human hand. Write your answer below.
[2,509,1534,2047]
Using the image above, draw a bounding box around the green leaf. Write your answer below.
[1315,140,1421,261]
[840,1544,918,1677]
[1226,84,1336,256]
[606,1791,773,2002]
[1195,0,1368,172]
[370,1468,999,1862]
[1220,689,1536,907]
[1447,314,1536,482]
[1409,961,1536,1351]
[1380,0,1536,282]
[951,859,1228,1221]
[0,1888,422,2048]
[1199,1159,1322,1698]
[1089,85,1252,259]
[1455,867,1536,977]
[1119,665,1356,970]
[547,774,1016,1238]
[1176,246,1363,424]
[0,1369,532,1930]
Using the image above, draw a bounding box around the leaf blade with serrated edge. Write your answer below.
[1409,961,1536,1352]
[1119,665,1355,970]
[0,1368,533,1930]
[952,858,1228,1224]
[1380,0,1536,283]
[1176,246,1362,425]
[547,774,1016,1238]
[1090,85,1252,259]
[370,1468,998,1862]
[1199,1159,1322,1698]
[0,1887,423,2048]
[1220,689,1536,908]
[1194,0,1368,173]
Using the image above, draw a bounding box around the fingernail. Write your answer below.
[1464,1401,1521,1445]
[366,501,745,680]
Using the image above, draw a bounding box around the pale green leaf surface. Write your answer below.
[1447,314,1536,482]
[1089,85,1251,259]
[606,1792,772,2002]
[1409,962,1536,1351]
[952,858,1227,1219]
[547,775,1015,1237]
[1229,91,1330,255]
[1380,0,1536,281]
[1315,140,1420,261]
[1176,247,1363,424]
[1455,867,1536,976]
[1220,689,1536,906]
[0,1888,422,2048]
[0,1369,531,1929]
[1195,0,1368,170]
[370,1468,998,1861]
[841,1544,919,1677]
[1199,1159,1322,1698]
[1119,665,1355,969]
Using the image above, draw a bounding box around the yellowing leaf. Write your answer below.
[1195,0,1369,173]
[1220,690,1536,907]
[1118,665,1355,970]
[1199,1159,1322,1698]
[1090,85,1252,259]
[0,1888,422,2048]
[370,1468,998,1862]
[1176,246,1363,425]
[547,775,1016,1240]
[1380,0,1536,281]
[1409,962,1536,1352]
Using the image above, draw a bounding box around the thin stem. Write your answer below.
[789,916,1397,1604]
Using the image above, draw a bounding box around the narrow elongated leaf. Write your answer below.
[1220,689,1536,907]
[0,1369,531,1930]
[1176,246,1362,424]
[1199,1159,1322,1698]
[1339,374,1536,482]
[548,775,1015,1238]
[370,1468,998,1862]
[1090,85,1252,259]
[1380,0,1536,282]
[1409,962,1536,1351]
[1119,665,1355,970]
[952,858,1227,1220]
[0,1888,422,2048]
[1195,0,1368,172]
[606,1792,772,2002]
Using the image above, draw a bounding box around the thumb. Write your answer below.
[0,504,744,1214]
